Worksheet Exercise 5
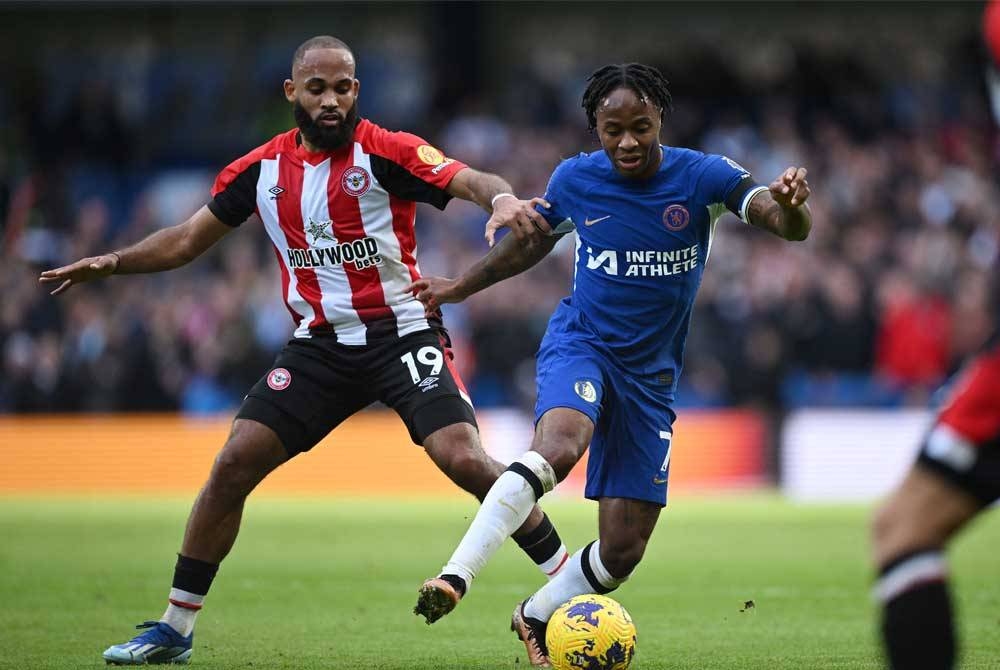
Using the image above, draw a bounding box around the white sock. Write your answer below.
[160,588,203,637]
[539,544,570,579]
[524,540,627,622]
[586,540,623,589]
[441,451,556,589]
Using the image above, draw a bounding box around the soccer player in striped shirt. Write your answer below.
[40,35,569,665]
[870,7,1000,666]
[871,329,1000,670]
[408,63,812,667]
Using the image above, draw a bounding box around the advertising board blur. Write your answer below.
[781,409,932,502]
[0,409,766,496]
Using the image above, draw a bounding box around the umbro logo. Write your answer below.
[584,215,611,226]
[419,376,440,392]
[268,186,285,199]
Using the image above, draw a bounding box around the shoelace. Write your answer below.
[519,614,548,657]
[129,621,180,645]
[526,628,547,656]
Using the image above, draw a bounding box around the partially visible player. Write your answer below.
[871,331,1000,670]
[409,63,812,666]
[869,5,1000,668]
[40,36,569,665]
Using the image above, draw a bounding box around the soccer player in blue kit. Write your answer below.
[410,63,813,667]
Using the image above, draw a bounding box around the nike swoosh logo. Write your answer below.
[584,215,611,226]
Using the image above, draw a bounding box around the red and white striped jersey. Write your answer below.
[207,120,468,344]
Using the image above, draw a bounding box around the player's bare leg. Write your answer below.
[871,465,979,567]
[871,465,982,670]
[181,419,289,562]
[529,408,598,480]
[423,423,539,508]
[103,419,287,665]
[597,498,661,578]
[415,422,570,623]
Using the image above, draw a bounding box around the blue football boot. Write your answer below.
[103,621,193,665]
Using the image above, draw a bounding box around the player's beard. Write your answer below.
[294,101,359,151]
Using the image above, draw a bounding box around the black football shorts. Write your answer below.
[916,341,1000,506]
[236,329,477,456]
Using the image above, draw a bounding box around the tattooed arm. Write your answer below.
[746,166,812,241]
[405,231,560,313]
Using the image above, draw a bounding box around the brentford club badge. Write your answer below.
[663,204,690,231]
[267,368,292,391]
[341,167,372,197]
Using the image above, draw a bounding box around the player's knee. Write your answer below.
[207,449,257,500]
[424,425,497,497]
[445,448,496,498]
[535,433,585,482]
[870,500,898,552]
[534,413,591,482]
[208,425,284,499]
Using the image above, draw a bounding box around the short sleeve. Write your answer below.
[362,125,471,209]
[368,155,454,210]
[372,130,468,190]
[208,160,261,227]
[698,155,768,224]
[536,158,577,235]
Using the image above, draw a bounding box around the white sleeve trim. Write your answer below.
[705,203,727,263]
[739,186,770,225]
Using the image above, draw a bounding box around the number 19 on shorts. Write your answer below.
[401,346,444,390]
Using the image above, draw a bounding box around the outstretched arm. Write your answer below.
[406,230,560,313]
[446,167,552,247]
[39,205,233,295]
[746,166,812,241]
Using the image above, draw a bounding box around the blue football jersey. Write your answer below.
[538,146,766,397]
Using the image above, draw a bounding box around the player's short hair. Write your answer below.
[292,36,355,71]
[582,63,673,130]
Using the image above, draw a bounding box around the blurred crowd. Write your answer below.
[1,5,997,415]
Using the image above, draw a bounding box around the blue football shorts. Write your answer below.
[534,334,677,506]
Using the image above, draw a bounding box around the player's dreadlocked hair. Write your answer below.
[292,35,355,70]
[582,63,673,130]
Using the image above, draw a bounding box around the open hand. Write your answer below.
[38,254,119,296]
[485,196,552,247]
[769,167,810,208]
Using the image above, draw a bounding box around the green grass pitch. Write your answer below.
[1,494,997,669]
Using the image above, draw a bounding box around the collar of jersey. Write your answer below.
[292,128,357,165]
